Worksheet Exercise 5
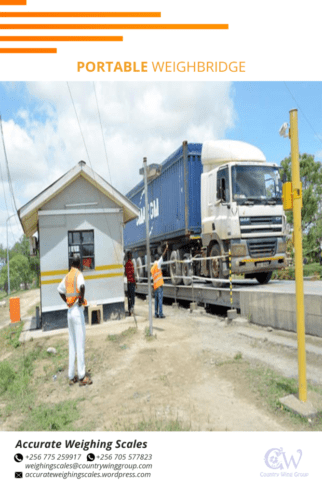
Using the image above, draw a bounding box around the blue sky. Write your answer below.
[0,81,321,247]
[227,82,322,165]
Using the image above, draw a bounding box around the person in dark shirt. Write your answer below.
[125,251,136,316]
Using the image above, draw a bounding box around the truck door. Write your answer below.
[215,166,233,239]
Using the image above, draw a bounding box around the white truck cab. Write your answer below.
[201,140,287,283]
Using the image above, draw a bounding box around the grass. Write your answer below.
[144,326,157,341]
[107,326,137,344]
[234,352,242,360]
[0,333,82,430]
[0,346,44,418]
[273,262,322,280]
[215,354,244,367]
[112,416,190,431]
[19,400,80,431]
[246,364,322,428]
[247,366,298,407]
[3,322,24,348]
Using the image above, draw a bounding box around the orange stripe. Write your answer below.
[0,12,162,18]
[0,36,123,41]
[0,48,57,53]
[0,0,26,4]
[0,23,229,30]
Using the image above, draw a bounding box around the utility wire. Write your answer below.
[66,82,92,167]
[0,158,16,246]
[66,82,121,265]
[93,82,113,186]
[0,119,18,247]
[283,82,322,148]
[0,115,18,214]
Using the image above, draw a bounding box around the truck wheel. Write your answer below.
[254,272,273,284]
[170,249,182,285]
[208,244,227,287]
[182,253,193,286]
[136,257,144,282]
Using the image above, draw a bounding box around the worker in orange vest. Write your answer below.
[151,243,168,318]
[58,254,92,387]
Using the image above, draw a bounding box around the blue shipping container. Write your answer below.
[124,142,202,250]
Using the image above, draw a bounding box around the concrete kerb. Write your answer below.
[20,315,146,343]
[279,391,322,419]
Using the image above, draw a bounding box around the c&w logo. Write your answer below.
[264,447,302,470]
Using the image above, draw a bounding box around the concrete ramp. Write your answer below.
[239,280,322,337]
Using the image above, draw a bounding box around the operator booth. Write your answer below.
[18,161,139,331]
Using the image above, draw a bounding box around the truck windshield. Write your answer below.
[231,165,282,205]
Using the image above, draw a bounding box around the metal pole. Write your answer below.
[6,213,16,296]
[290,108,307,402]
[229,250,233,309]
[143,157,153,336]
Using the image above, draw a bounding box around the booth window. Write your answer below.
[68,230,95,271]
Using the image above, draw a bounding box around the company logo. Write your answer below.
[260,447,309,478]
[264,447,302,470]
[136,198,159,226]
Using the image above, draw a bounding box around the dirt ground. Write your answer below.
[0,289,40,330]
[2,289,322,431]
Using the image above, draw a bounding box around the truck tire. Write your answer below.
[254,272,273,284]
[170,249,182,285]
[208,244,227,288]
[182,253,193,286]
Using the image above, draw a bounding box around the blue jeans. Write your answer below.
[154,286,163,316]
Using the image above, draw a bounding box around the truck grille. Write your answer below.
[247,216,280,224]
[247,238,277,258]
[240,216,283,235]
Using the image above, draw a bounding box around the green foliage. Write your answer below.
[19,401,80,431]
[113,416,190,431]
[0,361,16,394]
[280,153,322,259]
[0,254,32,291]
[5,322,24,348]
[0,234,40,292]
[107,326,137,343]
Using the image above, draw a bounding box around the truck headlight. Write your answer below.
[231,244,247,257]
[277,241,287,253]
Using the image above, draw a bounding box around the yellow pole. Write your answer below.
[289,108,307,402]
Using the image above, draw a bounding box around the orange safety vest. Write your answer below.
[65,268,81,308]
[151,261,164,290]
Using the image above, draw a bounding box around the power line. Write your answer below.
[66,82,121,264]
[0,151,17,246]
[283,82,322,149]
[0,114,18,214]
[66,82,92,167]
[93,82,113,186]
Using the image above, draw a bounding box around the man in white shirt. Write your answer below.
[58,254,92,387]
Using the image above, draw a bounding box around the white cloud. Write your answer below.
[0,81,236,245]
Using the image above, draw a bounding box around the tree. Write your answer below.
[0,254,33,292]
[0,235,40,293]
[280,153,322,259]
